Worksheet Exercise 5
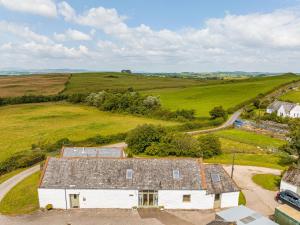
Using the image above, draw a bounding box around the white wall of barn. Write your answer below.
[158,190,214,209]
[38,188,239,209]
[38,188,138,209]
[280,181,299,194]
[220,192,239,208]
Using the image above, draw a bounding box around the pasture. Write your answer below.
[143,74,300,116]
[0,103,179,162]
[280,88,300,103]
[63,72,225,94]
[0,74,70,97]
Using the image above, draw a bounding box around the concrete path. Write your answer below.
[187,110,242,135]
[0,165,40,202]
[223,165,281,216]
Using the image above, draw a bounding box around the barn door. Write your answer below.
[70,194,80,208]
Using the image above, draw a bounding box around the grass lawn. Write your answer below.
[0,171,40,215]
[0,168,26,184]
[205,153,285,170]
[64,72,222,94]
[215,129,286,151]
[252,174,281,191]
[143,74,299,117]
[0,102,179,162]
[239,191,246,205]
[0,74,69,97]
[280,89,300,103]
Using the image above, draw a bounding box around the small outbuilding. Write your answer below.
[280,166,300,195]
[38,158,239,210]
[216,205,278,225]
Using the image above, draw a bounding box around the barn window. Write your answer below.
[183,195,191,202]
[126,169,133,179]
[173,169,180,179]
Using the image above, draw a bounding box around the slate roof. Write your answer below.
[282,166,300,186]
[40,157,203,190]
[61,147,124,158]
[204,164,240,194]
[267,100,297,114]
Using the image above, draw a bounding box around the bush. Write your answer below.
[198,134,222,158]
[0,151,46,175]
[126,124,166,154]
[209,106,228,120]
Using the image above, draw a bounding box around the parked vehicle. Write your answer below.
[276,190,300,211]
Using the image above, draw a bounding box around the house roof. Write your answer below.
[39,157,204,190]
[282,166,300,187]
[61,147,124,158]
[204,164,240,194]
[217,206,278,225]
[267,100,297,114]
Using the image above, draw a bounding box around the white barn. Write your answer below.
[267,100,300,118]
[280,166,300,195]
[38,157,239,210]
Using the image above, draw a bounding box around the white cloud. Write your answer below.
[0,21,51,43]
[2,3,300,71]
[0,0,57,17]
[54,29,91,41]
[58,1,128,35]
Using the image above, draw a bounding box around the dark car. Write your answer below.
[276,190,300,210]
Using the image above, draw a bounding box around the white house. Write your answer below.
[38,157,240,210]
[280,166,300,195]
[267,100,300,118]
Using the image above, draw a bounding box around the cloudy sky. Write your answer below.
[1,0,300,72]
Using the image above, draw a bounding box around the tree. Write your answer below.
[280,125,300,166]
[198,134,221,158]
[125,124,166,154]
[209,106,228,120]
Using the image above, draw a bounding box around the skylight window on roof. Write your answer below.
[126,169,133,179]
[173,169,180,179]
[240,216,256,224]
[211,173,220,183]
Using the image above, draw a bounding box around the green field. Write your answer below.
[64,72,222,94]
[205,153,285,170]
[0,102,179,162]
[143,75,299,116]
[215,129,285,151]
[280,89,300,103]
[252,174,281,191]
[0,171,40,215]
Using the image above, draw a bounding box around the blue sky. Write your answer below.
[0,0,300,72]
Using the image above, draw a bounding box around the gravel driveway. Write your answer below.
[223,165,281,216]
[0,209,215,225]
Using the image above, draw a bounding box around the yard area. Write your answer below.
[0,75,70,97]
[0,102,179,162]
[143,74,299,116]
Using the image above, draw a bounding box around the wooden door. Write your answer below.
[70,194,80,208]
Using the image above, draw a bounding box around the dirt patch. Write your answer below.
[0,74,70,98]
